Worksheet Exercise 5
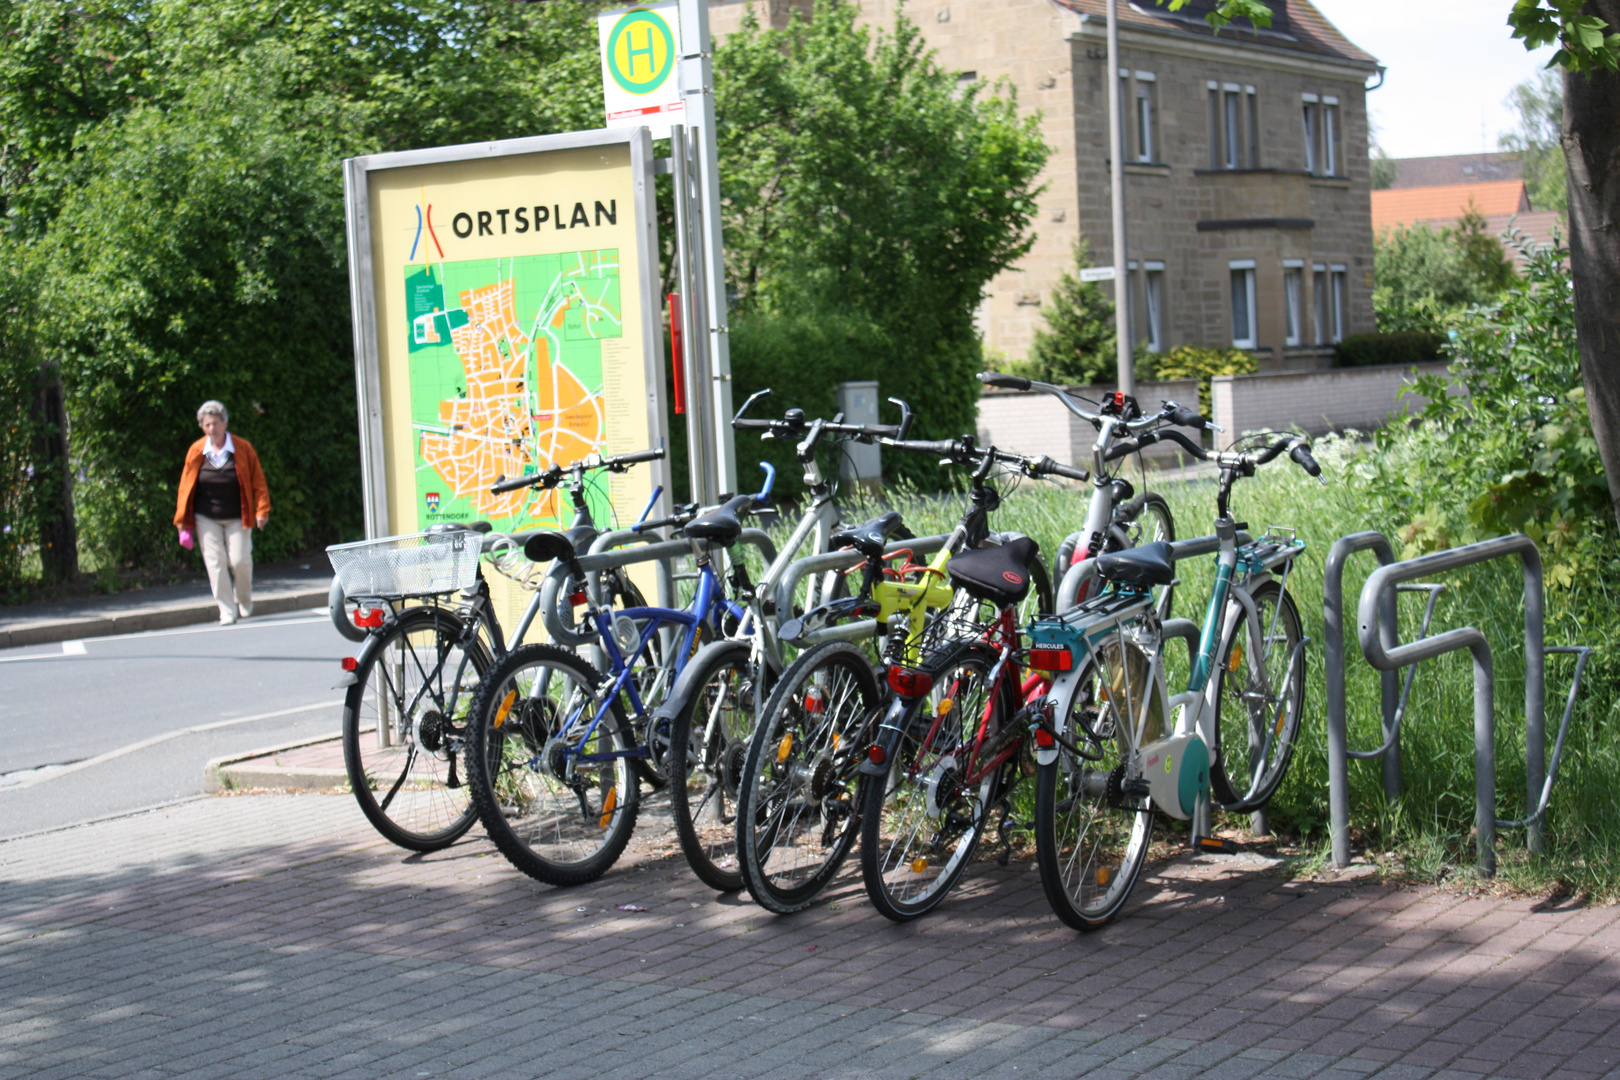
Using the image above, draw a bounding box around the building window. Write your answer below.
[1230,259,1257,349]
[1302,92,1341,176]
[1208,83,1220,169]
[1224,85,1241,169]
[1283,261,1303,347]
[1209,80,1249,170]
[1331,263,1347,342]
[1312,262,1328,344]
[1144,261,1164,353]
[1247,86,1259,167]
[1120,70,1156,162]
[1302,94,1318,174]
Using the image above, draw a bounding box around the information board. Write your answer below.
[343,129,668,545]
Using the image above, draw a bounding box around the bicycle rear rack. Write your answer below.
[1324,531,1591,876]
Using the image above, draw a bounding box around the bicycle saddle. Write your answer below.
[683,494,754,546]
[1096,540,1175,587]
[830,511,906,559]
[947,535,1039,607]
[425,520,492,535]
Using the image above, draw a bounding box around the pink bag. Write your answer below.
[178,527,194,551]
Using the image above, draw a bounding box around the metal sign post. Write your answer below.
[1106,0,1134,397]
[677,0,737,496]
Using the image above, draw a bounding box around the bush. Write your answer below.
[1016,239,1116,386]
[1333,330,1446,368]
[1374,207,1516,333]
[1135,344,1257,414]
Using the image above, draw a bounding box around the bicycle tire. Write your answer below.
[465,643,640,887]
[342,605,491,852]
[1209,580,1305,810]
[667,641,757,891]
[606,570,709,793]
[737,641,881,914]
[859,644,1009,921]
[1034,647,1157,931]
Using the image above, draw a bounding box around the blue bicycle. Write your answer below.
[463,468,775,886]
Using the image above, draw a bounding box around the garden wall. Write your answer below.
[977,379,1202,470]
[1211,361,1456,438]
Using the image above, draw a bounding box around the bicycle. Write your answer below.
[326,447,664,852]
[461,467,778,886]
[735,436,1073,916]
[1026,431,1322,930]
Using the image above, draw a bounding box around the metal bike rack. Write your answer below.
[1326,531,1592,876]
[772,534,951,646]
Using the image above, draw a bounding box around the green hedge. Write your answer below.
[1334,331,1446,368]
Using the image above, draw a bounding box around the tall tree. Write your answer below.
[1501,69,1568,213]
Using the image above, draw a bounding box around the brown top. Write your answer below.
[1055,0,1380,69]
[175,435,271,531]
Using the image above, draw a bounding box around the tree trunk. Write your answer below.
[33,360,77,582]
[1563,2,1620,533]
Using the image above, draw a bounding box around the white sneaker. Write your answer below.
[219,614,238,626]
[239,606,253,619]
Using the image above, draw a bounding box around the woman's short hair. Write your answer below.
[197,400,228,425]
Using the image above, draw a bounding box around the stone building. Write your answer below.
[707,0,1383,370]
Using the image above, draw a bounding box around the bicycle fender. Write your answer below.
[328,577,368,643]
[650,639,752,724]
[858,695,916,777]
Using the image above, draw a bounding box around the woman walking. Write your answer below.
[174,401,271,625]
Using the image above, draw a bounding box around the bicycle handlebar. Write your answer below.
[883,437,1091,483]
[489,446,665,494]
[731,388,915,445]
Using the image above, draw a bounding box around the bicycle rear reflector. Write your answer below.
[887,666,933,698]
[341,657,358,672]
[803,688,826,714]
[866,745,886,765]
[1027,644,1073,672]
[569,591,588,608]
[353,608,384,628]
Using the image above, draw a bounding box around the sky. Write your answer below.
[1308,0,1557,160]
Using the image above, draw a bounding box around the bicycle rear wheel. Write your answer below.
[738,641,881,914]
[465,644,640,886]
[1034,644,1157,931]
[342,605,490,852]
[1210,581,1305,810]
[860,644,1007,921]
[668,642,758,891]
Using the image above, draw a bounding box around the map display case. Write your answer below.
[342,128,669,548]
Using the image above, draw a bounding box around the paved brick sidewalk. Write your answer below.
[2,794,1618,1079]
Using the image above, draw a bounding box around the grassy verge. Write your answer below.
[838,441,1618,897]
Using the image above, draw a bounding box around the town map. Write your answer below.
[404,252,619,531]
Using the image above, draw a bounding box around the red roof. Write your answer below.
[1371,181,1532,233]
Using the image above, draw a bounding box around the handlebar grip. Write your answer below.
[609,447,665,467]
[1290,441,1323,478]
[1104,435,1149,462]
[978,372,1031,391]
[1169,405,1209,430]
[886,439,964,458]
[1031,456,1089,482]
[854,424,900,439]
[733,418,775,431]
[490,472,543,494]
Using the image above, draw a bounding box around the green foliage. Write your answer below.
[714,0,1049,493]
[1017,239,1117,386]
[1136,344,1257,414]
[1373,208,1516,333]
[1359,237,1610,584]
[1333,331,1446,369]
[1509,0,1620,72]
[0,250,49,591]
[1501,68,1568,214]
[0,0,602,577]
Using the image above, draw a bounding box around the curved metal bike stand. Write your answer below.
[1339,531,1591,876]
[771,534,952,647]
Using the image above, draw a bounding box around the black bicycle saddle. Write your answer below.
[947,536,1039,607]
[683,494,754,546]
[1095,540,1175,587]
[830,511,906,559]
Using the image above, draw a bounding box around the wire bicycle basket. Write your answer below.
[326,531,484,600]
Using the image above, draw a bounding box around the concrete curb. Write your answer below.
[0,587,331,650]
[204,730,351,793]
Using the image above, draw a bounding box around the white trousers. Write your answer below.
[195,514,253,622]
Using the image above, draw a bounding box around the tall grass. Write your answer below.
[841,442,1619,894]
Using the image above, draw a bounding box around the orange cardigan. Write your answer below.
[174,435,271,531]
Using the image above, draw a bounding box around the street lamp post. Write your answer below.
[1106,0,1133,396]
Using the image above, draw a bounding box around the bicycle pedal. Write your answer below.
[1192,836,1240,855]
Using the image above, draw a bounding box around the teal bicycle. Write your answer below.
[1023,429,1323,930]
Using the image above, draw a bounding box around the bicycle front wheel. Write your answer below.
[738,641,881,914]
[1210,581,1305,810]
[465,644,640,886]
[1034,647,1157,932]
[342,605,491,852]
[860,645,1006,921]
[668,642,759,892]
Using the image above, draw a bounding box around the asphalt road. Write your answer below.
[0,609,354,838]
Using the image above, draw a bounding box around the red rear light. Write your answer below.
[1033,728,1055,749]
[353,608,384,628]
[887,666,934,698]
[803,688,826,715]
[341,657,358,672]
[866,745,886,765]
[1027,645,1073,672]
[569,591,588,607]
